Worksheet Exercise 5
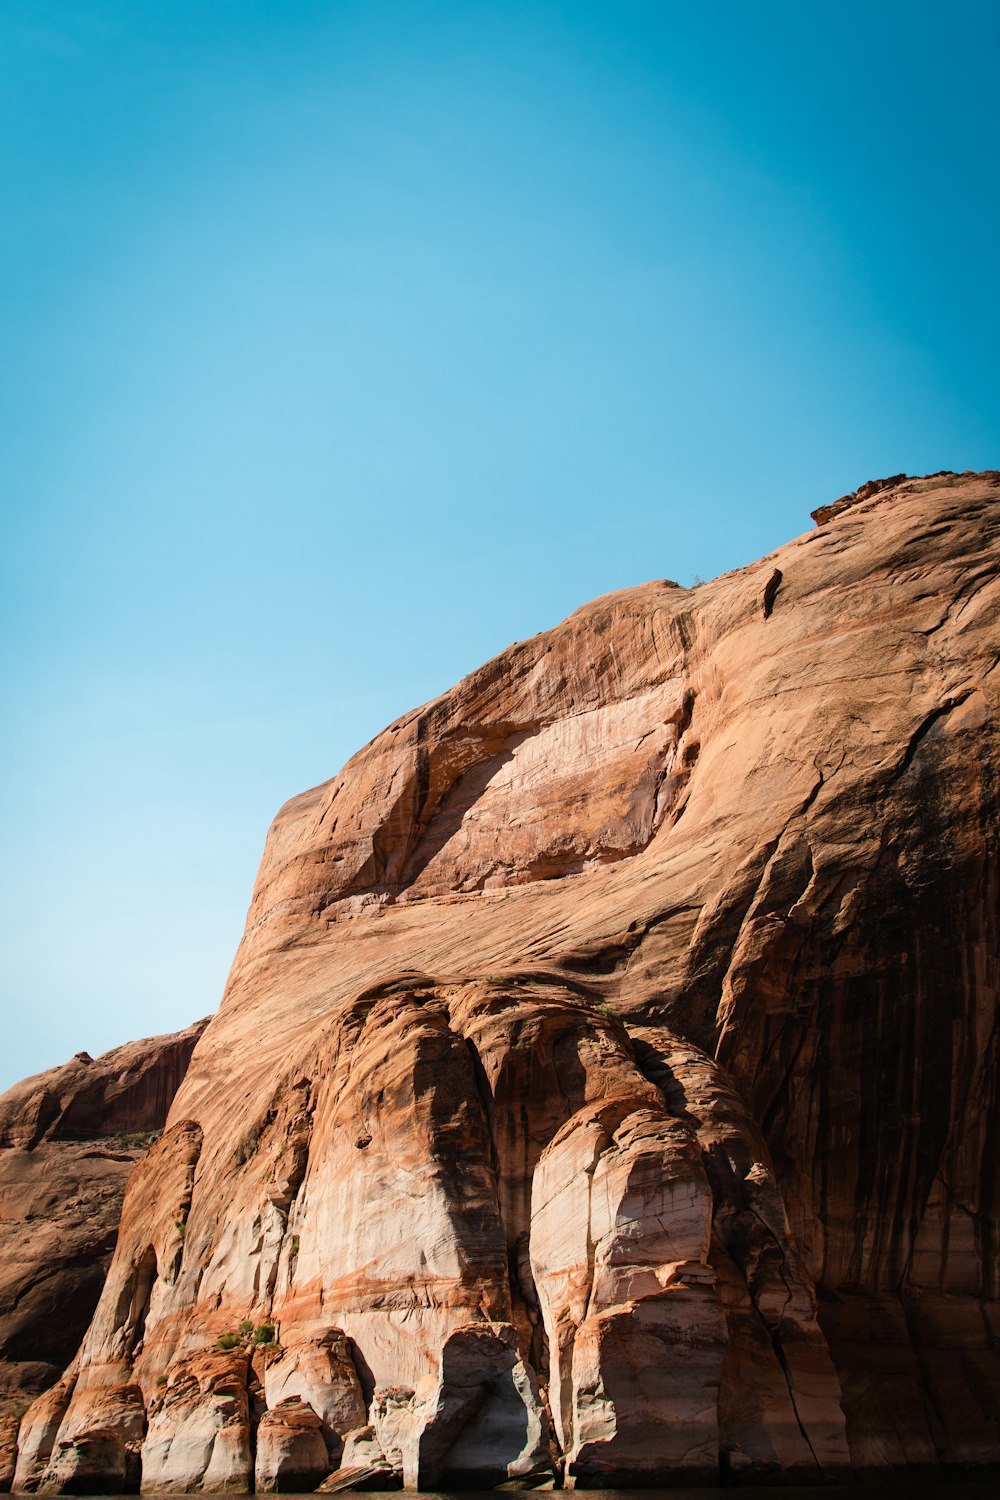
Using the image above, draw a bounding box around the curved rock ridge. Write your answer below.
[9,470,1000,1490]
[0,1022,208,1491]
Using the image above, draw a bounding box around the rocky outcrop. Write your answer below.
[0,1024,206,1490]
[254,1397,329,1494]
[0,1025,208,1152]
[8,472,1000,1489]
[809,472,909,526]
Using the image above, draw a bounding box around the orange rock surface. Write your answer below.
[8,471,1000,1489]
[0,1024,206,1490]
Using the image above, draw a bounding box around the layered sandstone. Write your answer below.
[0,1024,207,1489]
[9,471,1000,1490]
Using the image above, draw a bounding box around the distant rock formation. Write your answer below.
[6,472,1000,1490]
[0,1023,207,1489]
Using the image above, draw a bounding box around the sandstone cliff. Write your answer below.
[0,1023,207,1489]
[8,471,1000,1490]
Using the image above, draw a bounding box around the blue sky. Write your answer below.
[2,0,997,1089]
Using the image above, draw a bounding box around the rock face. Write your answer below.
[0,1023,207,1490]
[8,471,1000,1489]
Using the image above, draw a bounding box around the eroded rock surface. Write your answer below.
[9,472,1000,1489]
[0,1024,206,1490]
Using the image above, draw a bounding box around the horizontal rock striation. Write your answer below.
[8,471,1000,1490]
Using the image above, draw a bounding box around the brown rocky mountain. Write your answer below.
[0,1022,208,1490]
[5,470,999,1492]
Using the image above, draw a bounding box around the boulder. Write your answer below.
[254,1396,329,1493]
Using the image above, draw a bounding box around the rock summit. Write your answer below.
[3,470,999,1490]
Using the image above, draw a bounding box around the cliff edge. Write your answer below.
[7,471,1000,1491]
[0,1022,208,1489]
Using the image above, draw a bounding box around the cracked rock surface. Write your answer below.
[6,471,1000,1489]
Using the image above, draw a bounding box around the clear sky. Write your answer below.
[2,0,997,1090]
